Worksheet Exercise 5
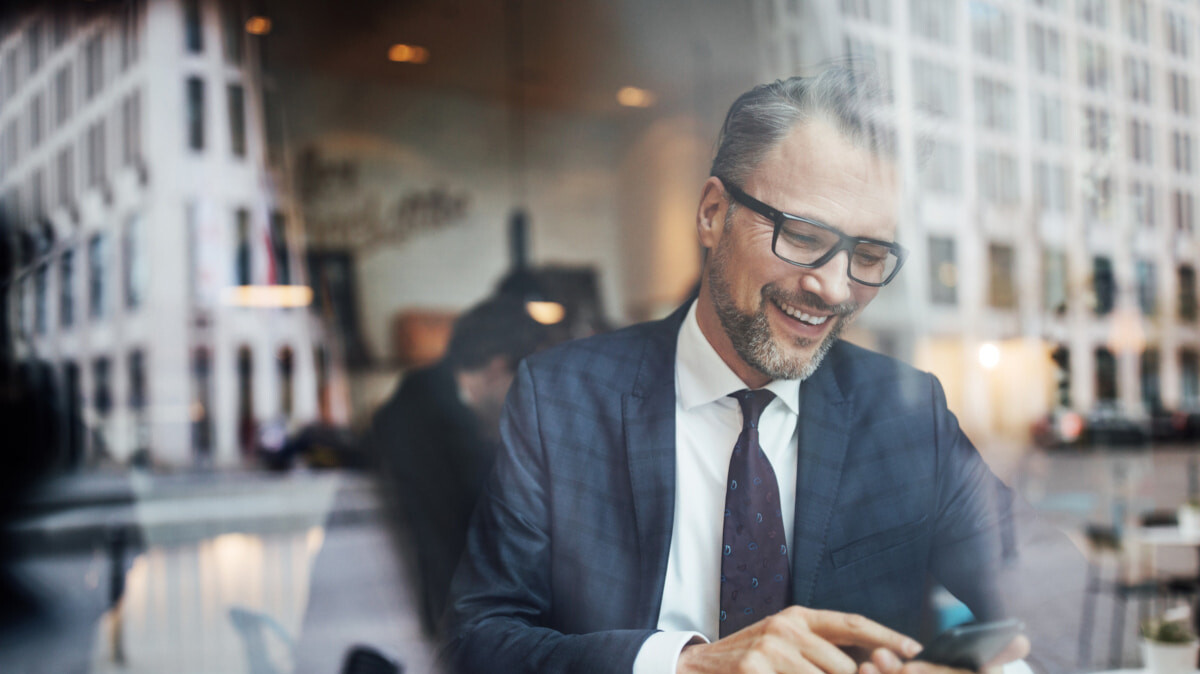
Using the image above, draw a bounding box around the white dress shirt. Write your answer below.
[632,302,801,673]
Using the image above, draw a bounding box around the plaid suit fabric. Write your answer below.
[446,302,1034,674]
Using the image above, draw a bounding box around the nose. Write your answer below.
[798,249,853,307]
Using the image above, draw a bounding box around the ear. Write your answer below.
[696,176,728,251]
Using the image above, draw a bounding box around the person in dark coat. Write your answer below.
[365,295,549,637]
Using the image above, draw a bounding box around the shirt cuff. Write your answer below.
[632,631,709,674]
[1002,659,1034,674]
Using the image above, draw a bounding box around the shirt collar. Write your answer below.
[676,301,800,416]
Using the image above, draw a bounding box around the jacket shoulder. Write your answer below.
[824,340,939,410]
[520,318,671,396]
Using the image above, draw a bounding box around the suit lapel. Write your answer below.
[791,347,852,606]
[623,303,688,628]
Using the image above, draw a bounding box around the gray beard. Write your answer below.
[707,210,857,381]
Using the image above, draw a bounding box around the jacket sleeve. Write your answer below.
[443,360,656,674]
[926,375,1086,674]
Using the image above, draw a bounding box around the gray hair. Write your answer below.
[710,63,897,188]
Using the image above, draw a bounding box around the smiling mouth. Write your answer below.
[774,299,830,326]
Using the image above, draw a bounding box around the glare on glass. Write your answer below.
[719,178,908,287]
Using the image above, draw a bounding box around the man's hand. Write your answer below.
[861,635,1031,674]
[676,606,923,674]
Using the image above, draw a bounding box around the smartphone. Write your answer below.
[913,619,1025,670]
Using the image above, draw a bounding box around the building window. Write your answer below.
[221,0,244,63]
[235,208,251,285]
[1130,119,1153,166]
[1078,39,1109,92]
[1174,190,1195,232]
[977,150,1019,205]
[191,348,214,457]
[1166,11,1190,58]
[974,77,1015,132]
[89,233,107,319]
[1083,106,1112,153]
[1180,265,1198,321]
[84,32,103,100]
[1124,0,1149,43]
[1043,249,1067,315]
[227,83,246,158]
[1131,181,1155,228]
[912,59,958,119]
[60,249,74,328]
[988,243,1016,308]
[1096,348,1117,402]
[1173,131,1194,174]
[270,211,290,285]
[56,147,74,211]
[29,94,44,149]
[1028,23,1062,78]
[121,91,141,166]
[236,346,255,455]
[94,357,112,417]
[1078,0,1107,26]
[1093,256,1115,315]
[26,21,42,76]
[86,121,106,189]
[52,13,70,49]
[928,236,957,305]
[1137,259,1156,315]
[186,77,205,151]
[278,346,294,417]
[910,0,956,44]
[30,169,45,220]
[840,0,890,25]
[970,1,1012,62]
[119,0,140,70]
[919,141,961,195]
[1171,72,1192,117]
[1182,349,1200,405]
[1126,56,1151,105]
[842,38,893,99]
[1033,161,1069,212]
[1032,93,1064,144]
[128,349,146,411]
[34,264,48,335]
[184,0,204,53]
[54,66,71,128]
[1141,348,1161,410]
[124,214,144,309]
[3,51,17,101]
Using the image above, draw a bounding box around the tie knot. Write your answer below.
[730,389,775,429]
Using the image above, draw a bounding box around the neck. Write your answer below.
[694,290,771,390]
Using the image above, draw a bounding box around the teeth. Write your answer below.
[778,301,829,325]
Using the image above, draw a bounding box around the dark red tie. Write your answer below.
[719,389,791,638]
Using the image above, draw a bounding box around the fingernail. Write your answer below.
[902,640,922,658]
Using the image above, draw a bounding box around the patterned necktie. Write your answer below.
[719,388,791,638]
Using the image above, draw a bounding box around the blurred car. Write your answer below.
[1083,403,1150,448]
[257,421,363,471]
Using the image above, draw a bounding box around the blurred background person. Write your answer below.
[363,294,550,638]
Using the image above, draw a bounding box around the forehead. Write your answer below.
[746,119,900,241]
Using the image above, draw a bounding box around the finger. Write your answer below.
[983,635,1030,670]
[803,609,923,658]
[871,646,905,674]
[861,662,882,674]
[793,630,860,674]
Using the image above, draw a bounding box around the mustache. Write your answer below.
[763,286,857,317]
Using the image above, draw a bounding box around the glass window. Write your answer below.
[227,83,246,158]
[974,76,1015,132]
[1028,23,1062,77]
[912,59,958,118]
[1171,72,1192,117]
[1173,131,1193,174]
[1083,106,1112,153]
[236,346,255,454]
[1182,349,1200,405]
[1084,175,1113,222]
[34,263,47,335]
[988,243,1016,308]
[120,0,140,69]
[1174,190,1195,232]
[29,93,43,149]
[54,65,71,127]
[191,348,214,456]
[970,1,1012,62]
[1129,119,1153,165]
[928,236,957,305]
[187,77,205,151]
[1181,265,1198,321]
[60,249,74,328]
[124,213,144,309]
[1032,93,1064,144]
[93,356,112,417]
[122,91,141,166]
[1078,0,1107,27]
[89,233,107,319]
[129,349,146,411]
[56,147,73,210]
[1043,249,1067,315]
[278,346,294,417]
[1137,259,1156,315]
[842,38,893,99]
[977,149,1019,205]
[1124,0,1149,43]
[270,211,290,285]
[910,0,956,44]
[222,0,244,63]
[86,121,106,188]
[1078,39,1109,92]
[84,33,103,100]
[919,140,962,195]
[235,208,251,285]
[1096,347,1117,402]
[1033,161,1069,212]
[1126,56,1151,105]
[184,0,204,53]
[840,0,890,25]
[1130,181,1155,228]
[1141,348,1161,409]
[26,20,42,75]
[1093,256,1115,315]
[1166,11,1190,58]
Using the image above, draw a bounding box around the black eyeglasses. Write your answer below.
[717,177,908,287]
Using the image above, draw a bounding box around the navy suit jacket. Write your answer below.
[446,303,1029,674]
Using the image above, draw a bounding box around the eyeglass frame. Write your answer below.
[716,176,909,287]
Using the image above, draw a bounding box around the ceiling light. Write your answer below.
[245,16,272,35]
[388,44,430,64]
[224,285,313,308]
[617,86,656,108]
[526,301,565,325]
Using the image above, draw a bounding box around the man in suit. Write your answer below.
[366,295,548,637]
[446,68,1067,674]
